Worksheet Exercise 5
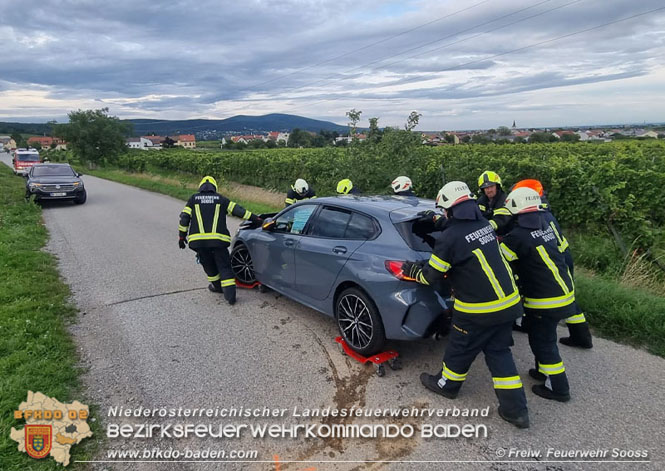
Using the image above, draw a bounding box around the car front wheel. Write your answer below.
[336,287,385,356]
[74,190,87,204]
[230,243,256,284]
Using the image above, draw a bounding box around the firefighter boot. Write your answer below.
[420,373,459,399]
[208,281,222,293]
[560,322,593,349]
[532,373,570,402]
[529,358,546,381]
[498,407,530,429]
[223,285,237,305]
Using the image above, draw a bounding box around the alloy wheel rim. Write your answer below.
[338,294,373,349]
[231,246,255,283]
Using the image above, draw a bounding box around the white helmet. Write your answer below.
[391,176,412,193]
[504,187,542,215]
[435,181,475,209]
[293,178,309,196]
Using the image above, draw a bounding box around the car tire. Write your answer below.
[74,190,87,204]
[230,243,256,284]
[335,287,386,356]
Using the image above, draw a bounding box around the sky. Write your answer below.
[1,0,664,130]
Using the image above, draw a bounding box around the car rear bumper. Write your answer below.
[363,279,449,341]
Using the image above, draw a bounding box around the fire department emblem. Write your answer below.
[25,425,52,459]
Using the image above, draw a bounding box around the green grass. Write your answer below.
[576,270,665,357]
[0,164,99,469]
[78,166,280,215]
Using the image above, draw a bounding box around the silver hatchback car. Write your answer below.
[231,196,450,355]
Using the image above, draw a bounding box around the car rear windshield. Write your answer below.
[16,153,40,162]
[394,219,437,252]
[32,166,75,177]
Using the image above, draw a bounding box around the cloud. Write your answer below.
[0,0,664,128]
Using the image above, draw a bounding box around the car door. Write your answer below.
[295,206,378,301]
[254,204,316,292]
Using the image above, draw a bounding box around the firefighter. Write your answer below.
[500,187,574,402]
[179,176,261,305]
[336,178,360,195]
[477,171,507,220]
[285,178,316,207]
[403,181,529,428]
[511,179,593,349]
[391,176,415,196]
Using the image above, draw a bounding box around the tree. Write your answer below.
[497,126,511,136]
[405,111,422,131]
[11,132,27,148]
[31,142,43,151]
[367,117,382,143]
[561,133,581,143]
[162,137,177,148]
[248,139,266,149]
[265,139,277,149]
[346,109,362,137]
[288,128,311,148]
[54,108,131,166]
[471,134,490,144]
[529,131,557,143]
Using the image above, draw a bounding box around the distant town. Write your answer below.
[1,120,663,153]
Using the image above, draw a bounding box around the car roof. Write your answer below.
[304,195,435,220]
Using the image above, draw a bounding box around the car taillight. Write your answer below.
[384,260,417,281]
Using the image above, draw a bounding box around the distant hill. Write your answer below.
[126,113,347,137]
[0,122,52,135]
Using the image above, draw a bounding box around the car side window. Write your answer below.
[345,212,377,239]
[308,207,353,238]
[274,205,316,234]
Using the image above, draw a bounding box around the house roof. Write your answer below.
[177,134,196,142]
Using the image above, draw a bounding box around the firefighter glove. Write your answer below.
[179,238,187,249]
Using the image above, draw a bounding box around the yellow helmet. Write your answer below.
[199,175,218,191]
[478,171,502,189]
[336,179,353,194]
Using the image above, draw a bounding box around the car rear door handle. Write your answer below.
[285,239,296,247]
[332,246,347,254]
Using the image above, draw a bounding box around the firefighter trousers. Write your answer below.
[563,252,592,345]
[440,314,527,418]
[196,248,236,303]
[526,310,570,394]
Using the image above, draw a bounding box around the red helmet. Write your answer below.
[512,179,544,196]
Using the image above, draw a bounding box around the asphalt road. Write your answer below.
[3,153,664,471]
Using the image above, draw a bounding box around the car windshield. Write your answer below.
[16,153,40,162]
[32,166,75,177]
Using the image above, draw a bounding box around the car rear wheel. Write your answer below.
[231,243,256,284]
[336,287,385,356]
[74,190,87,204]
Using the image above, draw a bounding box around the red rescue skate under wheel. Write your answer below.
[335,336,402,377]
[236,280,260,289]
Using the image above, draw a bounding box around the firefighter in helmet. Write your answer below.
[336,179,360,195]
[477,171,507,219]
[285,178,316,207]
[508,179,592,349]
[392,176,415,196]
[402,181,529,428]
[500,187,575,402]
[179,176,261,305]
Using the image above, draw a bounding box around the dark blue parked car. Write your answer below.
[230,196,449,355]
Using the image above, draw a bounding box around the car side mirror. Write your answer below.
[77,173,83,177]
[262,219,275,231]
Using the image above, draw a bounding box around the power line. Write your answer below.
[279,0,558,95]
[247,0,492,90]
[286,5,665,112]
